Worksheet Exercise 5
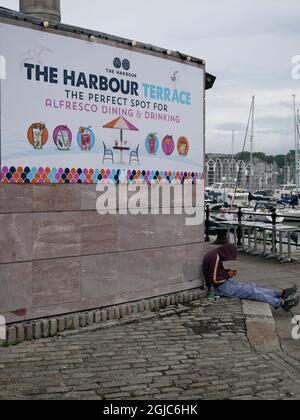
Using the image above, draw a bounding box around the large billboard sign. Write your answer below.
[0,22,204,184]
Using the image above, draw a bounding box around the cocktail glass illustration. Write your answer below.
[57,130,70,150]
[166,138,171,154]
[80,127,91,151]
[33,124,45,149]
[179,143,187,155]
[77,127,95,151]
[27,123,48,149]
[149,133,157,154]
[177,137,189,156]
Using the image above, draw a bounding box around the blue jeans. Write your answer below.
[215,278,282,309]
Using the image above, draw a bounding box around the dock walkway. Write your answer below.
[0,250,299,400]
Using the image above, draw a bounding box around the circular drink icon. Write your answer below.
[27,123,48,149]
[53,125,72,151]
[177,136,189,156]
[145,133,159,155]
[77,127,95,151]
[162,135,175,156]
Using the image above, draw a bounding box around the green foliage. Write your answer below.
[213,150,296,169]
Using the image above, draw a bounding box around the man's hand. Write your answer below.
[227,269,237,278]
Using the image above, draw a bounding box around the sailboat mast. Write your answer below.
[231,129,235,188]
[249,96,255,192]
[285,154,287,185]
[297,109,300,141]
[293,95,299,194]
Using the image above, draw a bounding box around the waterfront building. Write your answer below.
[205,153,281,191]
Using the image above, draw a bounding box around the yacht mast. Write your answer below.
[231,129,235,188]
[297,109,300,192]
[231,97,253,206]
[249,96,255,192]
[293,95,299,193]
[297,109,300,143]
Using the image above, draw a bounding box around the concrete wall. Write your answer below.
[0,13,206,324]
[0,184,204,323]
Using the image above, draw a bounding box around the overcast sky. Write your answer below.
[1,0,300,155]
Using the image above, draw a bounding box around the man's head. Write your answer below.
[217,244,238,262]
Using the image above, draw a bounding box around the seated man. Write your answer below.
[202,244,299,311]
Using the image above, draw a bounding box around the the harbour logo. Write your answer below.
[291,56,300,80]
[291,316,300,340]
[0,316,6,340]
[0,55,6,80]
[113,57,131,71]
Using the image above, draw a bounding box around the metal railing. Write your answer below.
[205,205,300,262]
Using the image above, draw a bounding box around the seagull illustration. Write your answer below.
[171,71,179,82]
[21,45,54,70]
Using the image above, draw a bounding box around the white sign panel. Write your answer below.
[0,22,204,184]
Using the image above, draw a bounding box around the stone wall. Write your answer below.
[0,184,204,323]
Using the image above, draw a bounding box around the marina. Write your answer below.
[205,92,300,265]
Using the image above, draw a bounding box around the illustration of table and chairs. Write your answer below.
[113,145,130,165]
[102,142,114,164]
[129,145,140,165]
[102,116,140,166]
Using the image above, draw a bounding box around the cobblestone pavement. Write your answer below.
[0,298,300,400]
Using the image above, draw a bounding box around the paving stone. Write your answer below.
[86,313,94,326]
[24,324,33,341]
[0,291,299,401]
[138,302,145,313]
[50,319,58,337]
[246,317,281,353]
[178,293,184,304]
[73,315,80,330]
[66,316,74,330]
[143,301,150,312]
[94,311,101,324]
[33,322,42,340]
[41,320,50,338]
[148,300,155,311]
[16,325,25,344]
[104,392,131,399]
[6,327,17,346]
[101,310,108,322]
[242,300,273,318]
[154,298,160,309]
[57,318,66,333]
[108,308,115,320]
[79,314,87,328]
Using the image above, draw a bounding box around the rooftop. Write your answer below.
[0,6,216,90]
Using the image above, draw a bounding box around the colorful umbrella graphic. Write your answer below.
[103,116,139,144]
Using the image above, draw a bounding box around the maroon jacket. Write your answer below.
[202,244,238,290]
